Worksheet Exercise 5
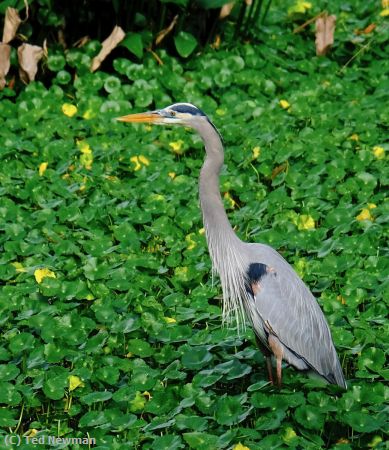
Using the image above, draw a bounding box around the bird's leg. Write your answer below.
[268,335,284,388]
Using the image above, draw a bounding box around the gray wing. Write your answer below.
[245,243,346,388]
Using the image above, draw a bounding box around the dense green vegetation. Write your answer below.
[0,1,388,449]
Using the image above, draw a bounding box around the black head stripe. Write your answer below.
[172,104,207,117]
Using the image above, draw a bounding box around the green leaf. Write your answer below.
[174,32,197,58]
[181,346,213,370]
[121,33,143,59]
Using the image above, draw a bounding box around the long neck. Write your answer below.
[196,121,249,329]
[198,126,239,246]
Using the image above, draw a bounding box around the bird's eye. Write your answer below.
[169,110,176,117]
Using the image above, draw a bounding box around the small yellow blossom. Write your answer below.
[34,268,56,284]
[348,134,359,141]
[297,215,315,230]
[130,155,149,171]
[77,140,92,154]
[62,103,77,117]
[199,228,205,235]
[138,155,150,166]
[143,391,152,400]
[252,146,261,159]
[233,444,250,450]
[130,156,141,171]
[283,427,298,444]
[279,99,291,109]
[126,352,134,358]
[82,109,94,120]
[164,317,177,324]
[77,140,93,170]
[168,172,176,179]
[380,8,389,16]
[288,1,312,14]
[382,0,389,8]
[356,208,373,221]
[169,140,185,155]
[373,146,385,159]
[368,203,377,210]
[11,262,26,273]
[337,438,350,444]
[24,429,38,438]
[224,191,236,208]
[186,233,196,250]
[68,375,84,391]
[39,162,48,176]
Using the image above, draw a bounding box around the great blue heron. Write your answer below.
[117,103,347,389]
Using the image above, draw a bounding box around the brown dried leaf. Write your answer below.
[355,23,376,35]
[155,15,178,46]
[315,14,336,56]
[271,163,288,180]
[0,43,11,89]
[17,43,44,84]
[220,2,235,19]
[90,26,125,72]
[3,7,22,43]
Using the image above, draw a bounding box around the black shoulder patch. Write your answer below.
[172,104,207,117]
[247,263,267,283]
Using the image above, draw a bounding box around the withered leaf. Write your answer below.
[18,43,44,84]
[2,7,22,43]
[90,25,125,72]
[315,14,336,56]
[0,43,11,90]
[155,15,178,46]
[219,3,235,20]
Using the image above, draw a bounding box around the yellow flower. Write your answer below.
[199,228,205,235]
[279,99,291,109]
[380,8,389,16]
[233,444,250,450]
[34,268,56,284]
[382,0,389,8]
[252,146,261,159]
[283,427,298,444]
[39,162,48,176]
[130,155,149,171]
[373,146,385,159]
[297,215,315,230]
[356,208,373,221]
[168,172,176,179]
[68,375,84,391]
[77,140,93,170]
[82,109,94,120]
[143,391,152,400]
[11,262,26,273]
[186,233,196,250]
[164,317,177,324]
[169,140,185,155]
[24,429,38,438]
[224,191,236,208]
[62,103,77,117]
[368,203,377,210]
[348,134,359,141]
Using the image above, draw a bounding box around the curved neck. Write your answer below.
[197,123,240,246]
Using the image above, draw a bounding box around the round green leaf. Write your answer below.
[174,32,197,58]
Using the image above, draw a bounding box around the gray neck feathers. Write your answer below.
[196,120,249,330]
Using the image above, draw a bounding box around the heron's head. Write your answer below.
[116,103,208,128]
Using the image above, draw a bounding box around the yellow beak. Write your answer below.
[116,112,160,123]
